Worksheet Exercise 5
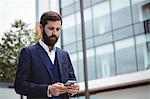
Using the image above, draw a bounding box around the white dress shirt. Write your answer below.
[39,39,56,97]
[39,39,56,64]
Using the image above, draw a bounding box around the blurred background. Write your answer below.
[0,0,150,99]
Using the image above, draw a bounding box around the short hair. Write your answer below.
[40,11,62,27]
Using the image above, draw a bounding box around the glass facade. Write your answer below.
[60,0,150,83]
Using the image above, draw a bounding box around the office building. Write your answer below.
[36,0,150,98]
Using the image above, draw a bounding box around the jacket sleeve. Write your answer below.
[66,52,77,81]
[14,48,48,98]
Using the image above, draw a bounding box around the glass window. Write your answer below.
[83,0,91,8]
[61,5,74,16]
[113,26,134,40]
[146,33,150,69]
[131,0,150,23]
[94,32,113,46]
[135,34,149,70]
[63,43,77,53]
[86,37,94,48]
[87,48,96,80]
[111,0,132,29]
[77,41,83,51]
[75,1,80,12]
[96,44,116,78]
[69,53,79,81]
[93,1,111,35]
[115,38,137,74]
[62,14,76,45]
[84,8,93,38]
[75,12,82,41]
[38,0,50,17]
[134,22,145,34]
[92,0,105,5]
[61,0,74,8]
[77,51,84,82]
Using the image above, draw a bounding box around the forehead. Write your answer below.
[46,21,61,27]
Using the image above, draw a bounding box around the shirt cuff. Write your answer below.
[47,85,52,97]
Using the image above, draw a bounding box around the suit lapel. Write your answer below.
[56,48,68,83]
[36,43,53,81]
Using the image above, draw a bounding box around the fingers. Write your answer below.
[66,83,80,96]
[49,82,67,96]
[49,82,80,96]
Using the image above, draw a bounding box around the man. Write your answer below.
[14,11,79,99]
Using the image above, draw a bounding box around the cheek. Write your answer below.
[45,30,53,36]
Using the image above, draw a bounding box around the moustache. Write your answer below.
[48,35,57,38]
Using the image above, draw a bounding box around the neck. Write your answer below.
[48,46,53,52]
[42,39,54,52]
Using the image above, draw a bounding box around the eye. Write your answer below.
[49,27,54,30]
[56,28,60,31]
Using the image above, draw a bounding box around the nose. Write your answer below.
[52,29,57,35]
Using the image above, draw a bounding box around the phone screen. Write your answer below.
[64,80,76,86]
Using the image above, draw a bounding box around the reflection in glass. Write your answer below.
[131,0,150,23]
[111,0,132,29]
[93,1,111,35]
[62,14,76,45]
[115,38,137,74]
[113,26,133,40]
[78,51,84,82]
[96,44,115,78]
[63,43,77,53]
[84,8,93,37]
[135,34,149,70]
[87,49,96,80]
[69,53,79,81]
[75,12,82,41]
[61,0,74,8]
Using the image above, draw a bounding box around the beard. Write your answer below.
[42,30,58,47]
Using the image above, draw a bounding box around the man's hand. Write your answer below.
[66,83,80,96]
[48,82,67,96]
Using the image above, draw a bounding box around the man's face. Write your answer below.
[41,20,61,46]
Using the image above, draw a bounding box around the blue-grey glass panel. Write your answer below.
[61,5,74,16]
[75,12,82,41]
[84,8,93,37]
[63,26,76,45]
[83,0,91,8]
[75,1,80,12]
[63,43,77,53]
[92,0,105,5]
[61,0,74,8]
[93,15,111,35]
[135,34,149,70]
[111,0,132,29]
[131,0,150,23]
[134,22,145,35]
[77,41,83,51]
[115,38,137,74]
[96,44,116,78]
[94,32,113,46]
[69,53,79,81]
[76,24,82,41]
[78,52,84,82]
[93,1,111,35]
[146,33,150,69]
[85,20,93,38]
[113,26,134,41]
[86,38,94,48]
[87,49,96,80]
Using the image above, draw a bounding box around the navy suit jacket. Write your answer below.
[14,43,76,99]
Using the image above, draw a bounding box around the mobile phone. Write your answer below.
[64,80,77,86]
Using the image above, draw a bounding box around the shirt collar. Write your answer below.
[39,39,56,53]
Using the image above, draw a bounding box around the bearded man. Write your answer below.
[14,11,79,99]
